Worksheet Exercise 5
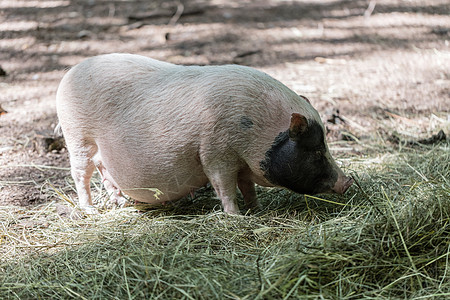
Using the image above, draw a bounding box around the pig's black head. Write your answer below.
[260,113,338,195]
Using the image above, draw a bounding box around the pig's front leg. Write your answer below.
[237,175,259,211]
[206,169,240,215]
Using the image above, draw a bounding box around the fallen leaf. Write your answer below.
[0,104,7,115]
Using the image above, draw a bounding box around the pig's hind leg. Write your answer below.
[94,158,128,208]
[67,139,99,214]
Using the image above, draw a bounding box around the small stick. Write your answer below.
[168,2,184,26]
[364,0,376,18]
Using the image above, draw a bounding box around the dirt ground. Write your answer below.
[0,0,449,207]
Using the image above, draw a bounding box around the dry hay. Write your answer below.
[0,142,449,299]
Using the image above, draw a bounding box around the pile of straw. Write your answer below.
[1,143,449,299]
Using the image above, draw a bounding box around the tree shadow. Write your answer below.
[0,0,446,75]
[1,0,446,206]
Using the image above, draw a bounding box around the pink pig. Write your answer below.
[56,53,353,214]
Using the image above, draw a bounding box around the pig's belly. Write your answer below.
[96,140,209,204]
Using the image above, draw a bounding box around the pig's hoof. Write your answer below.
[245,204,262,214]
[81,205,99,215]
[245,200,261,211]
[223,208,241,215]
[105,194,129,209]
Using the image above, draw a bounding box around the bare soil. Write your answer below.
[0,0,449,206]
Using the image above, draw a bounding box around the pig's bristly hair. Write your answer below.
[56,53,337,214]
[260,119,337,195]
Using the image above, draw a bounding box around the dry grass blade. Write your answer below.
[382,186,422,289]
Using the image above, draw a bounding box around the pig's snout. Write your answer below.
[332,175,354,194]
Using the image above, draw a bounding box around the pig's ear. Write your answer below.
[289,113,308,139]
[298,95,311,104]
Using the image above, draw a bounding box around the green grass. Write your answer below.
[0,142,449,299]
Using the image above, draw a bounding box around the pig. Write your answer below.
[56,53,353,215]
